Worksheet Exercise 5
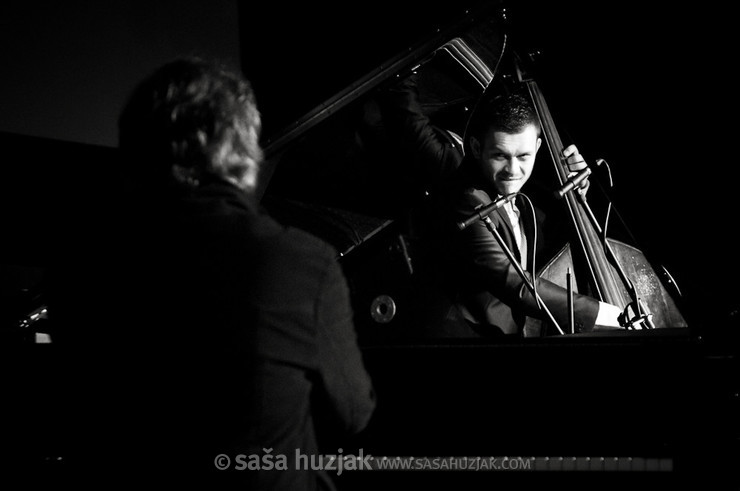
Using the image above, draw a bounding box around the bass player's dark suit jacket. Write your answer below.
[438,158,600,336]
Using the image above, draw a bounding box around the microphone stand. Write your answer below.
[477,214,566,335]
[575,193,655,330]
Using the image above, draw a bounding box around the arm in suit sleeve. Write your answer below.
[455,192,599,332]
[377,73,463,188]
[314,255,376,435]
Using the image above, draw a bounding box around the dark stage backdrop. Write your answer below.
[0,1,241,148]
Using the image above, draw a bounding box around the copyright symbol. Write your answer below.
[214,454,230,470]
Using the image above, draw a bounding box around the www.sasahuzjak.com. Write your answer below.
[213,450,531,475]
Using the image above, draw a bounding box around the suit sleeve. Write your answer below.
[314,254,376,435]
[454,191,599,332]
[377,74,463,190]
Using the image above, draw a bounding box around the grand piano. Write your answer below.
[249,0,738,485]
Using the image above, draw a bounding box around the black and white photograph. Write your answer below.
[1,1,736,489]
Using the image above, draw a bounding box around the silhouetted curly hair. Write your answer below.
[118,56,262,192]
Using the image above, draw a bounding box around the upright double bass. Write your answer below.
[509,53,687,334]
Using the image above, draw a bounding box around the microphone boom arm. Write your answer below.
[479,214,565,335]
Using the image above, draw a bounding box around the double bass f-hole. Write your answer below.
[574,183,656,329]
[516,57,686,331]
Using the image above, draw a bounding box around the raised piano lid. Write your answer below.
[258,1,507,201]
[259,1,507,255]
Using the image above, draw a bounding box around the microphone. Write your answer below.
[457,194,516,230]
[553,167,592,199]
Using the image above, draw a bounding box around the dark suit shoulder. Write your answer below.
[251,215,339,268]
[458,186,493,208]
[446,185,496,225]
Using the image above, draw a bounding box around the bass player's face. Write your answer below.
[471,123,541,196]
